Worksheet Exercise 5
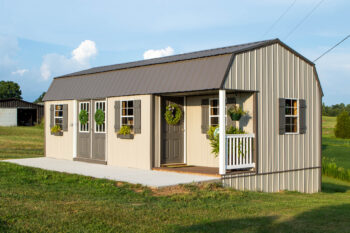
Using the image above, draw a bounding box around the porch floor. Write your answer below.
[153,166,221,177]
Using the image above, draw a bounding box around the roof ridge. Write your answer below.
[55,39,277,79]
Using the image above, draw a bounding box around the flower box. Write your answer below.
[117,134,134,139]
[51,131,63,136]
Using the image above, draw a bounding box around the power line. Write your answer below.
[262,0,297,38]
[285,0,325,40]
[313,34,350,62]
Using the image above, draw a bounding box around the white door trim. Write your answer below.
[183,96,187,164]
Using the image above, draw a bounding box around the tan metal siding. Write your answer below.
[223,43,321,193]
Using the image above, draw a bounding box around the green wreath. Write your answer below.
[94,109,105,126]
[164,104,182,125]
[79,110,88,125]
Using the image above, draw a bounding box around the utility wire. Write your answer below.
[285,0,325,40]
[261,0,297,38]
[313,34,350,62]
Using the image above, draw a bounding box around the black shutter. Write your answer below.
[279,98,285,135]
[50,105,54,129]
[62,104,68,131]
[115,101,121,133]
[134,100,141,134]
[201,99,209,133]
[226,97,236,127]
[299,99,307,134]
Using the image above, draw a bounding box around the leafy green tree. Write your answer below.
[34,92,46,103]
[334,111,350,139]
[0,81,22,100]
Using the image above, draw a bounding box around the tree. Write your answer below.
[0,81,22,100]
[334,111,350,139]
[34,92,46,103]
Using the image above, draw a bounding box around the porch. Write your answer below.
[153,89,258,176]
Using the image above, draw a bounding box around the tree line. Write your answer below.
[322,103,350,117]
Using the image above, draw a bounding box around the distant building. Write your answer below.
[0,99,44,126]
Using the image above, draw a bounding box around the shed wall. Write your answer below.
[45,100,74,160]
[223,43,322,193]
[107,95,152,170]
[0,108,17,126]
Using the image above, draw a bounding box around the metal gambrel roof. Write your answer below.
[44,38,320,101]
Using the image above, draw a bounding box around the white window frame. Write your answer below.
[285,98,299,134]
[79,102,90,133]
[209,98,227,127]
[54,104,64,130]
[94,101,106,134]
[120,100,134,132]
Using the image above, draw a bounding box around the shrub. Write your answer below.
[334,111,350,138]
[207,126,246,157]
[322,157,350,182]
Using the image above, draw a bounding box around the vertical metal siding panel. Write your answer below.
[251,51,256,90]
[236,54,242,89]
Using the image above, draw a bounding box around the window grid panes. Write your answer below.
[121,100,134,131]
[285,99,298,133]
[209,99,226,127]
[54,104,63,130]
[95,101,106,133]
[79,102,89,132]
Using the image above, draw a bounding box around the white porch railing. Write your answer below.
[226,134,255,170]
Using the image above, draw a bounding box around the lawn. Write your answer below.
[0,123,350,232]
[322,116,350,169]
[0,161,350,232]
[0,126,44,160]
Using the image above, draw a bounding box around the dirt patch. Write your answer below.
[151,185,191,196]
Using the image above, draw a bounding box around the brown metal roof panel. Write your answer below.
[43,54,232,101]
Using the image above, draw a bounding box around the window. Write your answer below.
[285,99,298,133]
[121,100,134,131]
[54,104,63,129]
[209,99,227,127]
[209,99,219,126]
[95,101,106,133]
[79,102,89,132]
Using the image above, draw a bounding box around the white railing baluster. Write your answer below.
[225,134,255,170]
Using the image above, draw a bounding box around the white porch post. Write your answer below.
[219,89,226,175]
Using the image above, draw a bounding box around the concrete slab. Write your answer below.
[4,157,219,188]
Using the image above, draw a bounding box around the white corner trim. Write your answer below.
[73,100,77,158]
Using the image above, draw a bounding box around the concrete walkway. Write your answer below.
[4,157,219,188]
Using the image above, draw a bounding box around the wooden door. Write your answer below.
[161,97,184,164]
[77,101,91,158]
[91,100,106,161]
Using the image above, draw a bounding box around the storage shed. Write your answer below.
[43,39,323,193]
[0,99,44,126]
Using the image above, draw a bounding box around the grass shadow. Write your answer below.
[322,182,350,193]
[172,204,350,233]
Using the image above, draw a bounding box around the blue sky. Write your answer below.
[0,0,349,104]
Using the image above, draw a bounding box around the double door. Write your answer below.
[77,100,106,162]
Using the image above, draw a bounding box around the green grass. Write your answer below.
[0,122,349,232]
[0,161,350,232]
[0,126,44,160]
[322,116,350,170]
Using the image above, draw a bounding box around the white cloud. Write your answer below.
[72,40,98,65]
[143,46,174,59]
[40,40,97,80]
[11,69,29,76]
